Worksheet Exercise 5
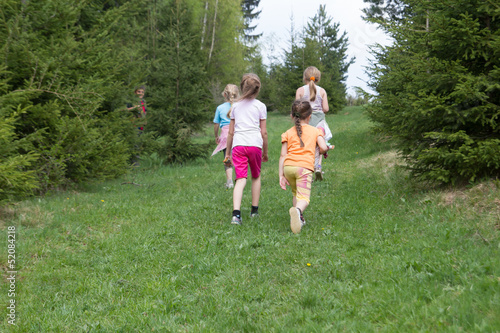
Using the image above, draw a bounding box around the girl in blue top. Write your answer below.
[212,84,239,189]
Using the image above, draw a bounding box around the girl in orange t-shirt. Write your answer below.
[279,99,333,234]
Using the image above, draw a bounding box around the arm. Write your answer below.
[260,119,268,162]
[317,135,330,154]
[213,123,220,144]
[225,119,235,160]
[279,142,290,190]
[321,89,329,113]
[295,87,304,100]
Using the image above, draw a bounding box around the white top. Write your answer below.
[302,85,325,127]
[230,98,267,148]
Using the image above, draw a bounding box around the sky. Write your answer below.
[253,0,392,95]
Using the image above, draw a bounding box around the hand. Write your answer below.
[223,156,232,167]
[262,153,269,162]
[215,137,220,144]
[279,176,290,190]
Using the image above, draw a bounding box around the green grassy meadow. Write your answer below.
[1,106,499,332]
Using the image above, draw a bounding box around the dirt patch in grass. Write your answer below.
[440,181,500,213]
[0,203,52,229]
[358,150,406,173]
[439,181,500,239]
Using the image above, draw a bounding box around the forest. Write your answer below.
[1,0,499,203]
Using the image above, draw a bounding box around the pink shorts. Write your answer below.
[232,146,262,180]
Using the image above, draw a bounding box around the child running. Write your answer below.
[212,84,239,189]
[225,73,268,225]
[295,66,332,181]
[279,99,332,234]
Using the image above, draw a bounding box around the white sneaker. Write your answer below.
[289,207,302,234]
[231,216,242,225]
[225,182,234,189]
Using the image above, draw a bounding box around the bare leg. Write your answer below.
[251,175,261,207]
[314,147,321,169]
[315,151,324,181]
[233,178,246,210]
[296,200,309,213]
[225,166,233,184]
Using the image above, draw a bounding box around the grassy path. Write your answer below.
[1,106,499,332]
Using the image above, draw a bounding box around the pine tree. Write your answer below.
[241,0,262,42]
[304,5,354,112]
[0,0,147,194]
[146,0,210,163]
[365,0,500,183]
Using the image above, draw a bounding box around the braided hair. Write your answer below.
[291,99,313,147]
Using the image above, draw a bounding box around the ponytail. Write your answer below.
[303,66,321,102]
[308,80,316,102]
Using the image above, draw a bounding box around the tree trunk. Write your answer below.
[208,0,218,64]
[201,1,208,50]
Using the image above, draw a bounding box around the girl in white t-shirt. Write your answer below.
[225,74,269,225]
[295,66,332,181]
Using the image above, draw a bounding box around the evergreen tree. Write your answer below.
[241,0,262,42]
[304,5,354,112]
[146,0,210,163]
[0,0,147,195]
[268,5,353,113]
[366,0,500,183]
[362,0,410,23]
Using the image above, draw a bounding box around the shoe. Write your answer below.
[289,207,302,234]
[250,212,259,218]
[300,214,306,227]
[231,216,242,225]
[225,182,234,189]
[314,166,323,181]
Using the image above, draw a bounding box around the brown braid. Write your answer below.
[291,99,313,147]
[294,115,304,147]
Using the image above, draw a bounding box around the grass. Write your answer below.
[1,106,499,332]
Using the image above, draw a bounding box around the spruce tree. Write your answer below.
[146,0,210,163]
[304,5,354,112]
[366,0,500,183]
[0,0,147,194]
[241,0,262,42]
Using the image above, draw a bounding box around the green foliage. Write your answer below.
[266,5,353,114]
[366,0,500,184]
[304,5,354,112]
[0,0,147,199]
[241,0,262,41]
[0,102,39,202]
[146,0,211,163]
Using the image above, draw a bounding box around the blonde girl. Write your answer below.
[295,66,331,180]
[279,99,331,234]
[212,84,239,188]
[225,74,268,225]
